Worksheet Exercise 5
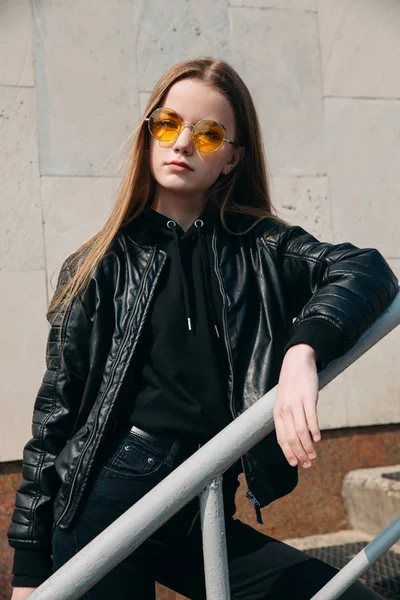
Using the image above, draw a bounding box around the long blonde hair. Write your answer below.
[48,56,284,318]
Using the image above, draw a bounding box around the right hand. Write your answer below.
[274,344,320,468]
[10,588,37,599]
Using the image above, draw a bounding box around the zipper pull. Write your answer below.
[246,490,263,525]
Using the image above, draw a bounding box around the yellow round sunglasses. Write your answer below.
[144,107,237,154]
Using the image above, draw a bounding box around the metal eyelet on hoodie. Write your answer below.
[167,220,177,229]
[194,219,204,228]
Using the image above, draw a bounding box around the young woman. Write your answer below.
[8,57,397,599]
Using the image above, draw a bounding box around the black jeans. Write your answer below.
[52,427,382,599]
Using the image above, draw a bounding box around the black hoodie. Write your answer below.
[118,205,234,442]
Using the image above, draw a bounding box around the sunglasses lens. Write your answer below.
[148,108,181,141]
[192,121,224,153]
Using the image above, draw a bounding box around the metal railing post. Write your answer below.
[199,477,230,599]
[310,515,400,600]
[28,290,400,600]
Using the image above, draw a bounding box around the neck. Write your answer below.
[150,187,208,231]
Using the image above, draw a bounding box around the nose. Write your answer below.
[173,122,194,154]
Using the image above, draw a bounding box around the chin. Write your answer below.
[166,186,199,196]
[158,177,197,192]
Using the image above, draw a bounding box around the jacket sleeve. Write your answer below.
[7,258,93,586]
[260,223,398,369]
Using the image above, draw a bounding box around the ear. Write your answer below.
[222,145,245,175]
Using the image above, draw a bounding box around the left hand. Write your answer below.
[273,344,320,469]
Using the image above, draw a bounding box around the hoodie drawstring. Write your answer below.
[167,217,220,338]
[168,220,193,332]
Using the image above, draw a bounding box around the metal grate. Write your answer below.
[305,543,400,599]
[382,472,400,482]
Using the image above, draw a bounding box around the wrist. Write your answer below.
[285,343,318,362]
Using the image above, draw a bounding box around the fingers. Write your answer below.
[292,406,317,463]
[274,399,321,468]
[304,396,321,443]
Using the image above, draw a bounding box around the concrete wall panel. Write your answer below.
[319,259,400,430]
[319,324,400,430]
[230,7,325,176]
[0,0,33,86]
[0,271,47,462]
[229,1,317,9]
[1,1,399,463]
[318,0,400,98]
[134,0,230,92]
[33,0,139,176]
[41,176,119,297]
[325,98,400,257]
[270,176,332,241]
[139,92,152,116]
[0,87,43,270]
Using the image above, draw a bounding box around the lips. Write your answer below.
[167,161,193,171]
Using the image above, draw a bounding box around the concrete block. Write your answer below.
[319,259,400,430]
[41,176,119,298]
[325,98,400,258]
[270,176,332,241]
[230,8,325,176]
[343,465,400,537]
[318,0,400,98]
[134,0,230,92]
[229,0,317,9]
[0,270,48,462]
[0,0,33,86]
[0,87,43,270]
[33,0,139,176]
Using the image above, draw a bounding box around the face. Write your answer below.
[148,79,244,202]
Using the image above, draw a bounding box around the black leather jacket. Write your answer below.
[8,213,398,553]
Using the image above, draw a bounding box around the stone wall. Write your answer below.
[1,0,399,461]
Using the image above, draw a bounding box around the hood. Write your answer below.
[131,205,222,338]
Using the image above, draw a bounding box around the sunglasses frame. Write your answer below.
[144,107,237,153]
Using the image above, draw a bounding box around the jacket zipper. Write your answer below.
[211,231,236,419]
[56,248,158,526]
[245,490,263,525]
[211,230,263,524]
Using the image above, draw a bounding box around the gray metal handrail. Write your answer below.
[310,515,400,599]
[200,476,230,598]
[28,289,400,600]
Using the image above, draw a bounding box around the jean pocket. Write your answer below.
[95,431,172,479]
